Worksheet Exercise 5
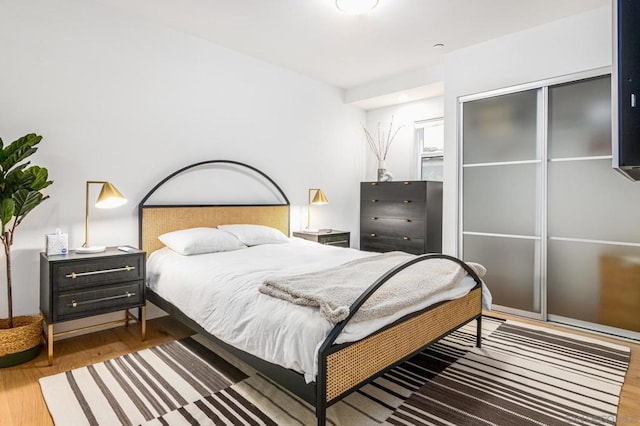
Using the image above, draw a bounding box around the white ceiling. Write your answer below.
[98,0,608,91]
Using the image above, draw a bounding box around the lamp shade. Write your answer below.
[95,182,127,209]
[78,181,128,253]
[307,188,328,231]
[311,189,328,205]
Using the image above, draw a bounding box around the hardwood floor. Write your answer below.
[0,314,638,425]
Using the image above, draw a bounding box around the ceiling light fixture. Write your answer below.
[336,0,378,14]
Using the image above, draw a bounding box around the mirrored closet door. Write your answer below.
[460,71,640,336]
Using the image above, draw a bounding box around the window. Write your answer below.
[416,118,444,181]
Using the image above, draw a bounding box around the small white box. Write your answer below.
[45,229,68,255]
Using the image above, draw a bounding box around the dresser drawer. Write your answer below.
[52,254,143,290]
[361,200,425,220]
[361,181,426,201]
[360,236,426,255]
[361,217,425,239]
[55,281,143,321]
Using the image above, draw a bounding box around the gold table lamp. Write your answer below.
[76,181,127,253]
[306,188,328,232]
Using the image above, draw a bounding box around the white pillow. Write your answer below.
[217,224,289,246]
[158,227,246,255]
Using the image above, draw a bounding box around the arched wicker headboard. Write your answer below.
[138,160,290,255]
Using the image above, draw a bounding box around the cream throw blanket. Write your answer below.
[260,252,486,324]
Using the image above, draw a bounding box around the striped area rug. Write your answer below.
[39,317,630,425]
[387,320,631,425]
[39,338,250,425]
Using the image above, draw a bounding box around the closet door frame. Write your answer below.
[457,66,610,322]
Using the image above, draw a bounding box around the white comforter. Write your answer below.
[146,238,487,383]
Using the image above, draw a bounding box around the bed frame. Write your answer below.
[138,160,483,426]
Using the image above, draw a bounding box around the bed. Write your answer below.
[138,160,485,426]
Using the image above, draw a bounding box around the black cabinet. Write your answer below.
[40,247,146,364]
[360,181,442,255]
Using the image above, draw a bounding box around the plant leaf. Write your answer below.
[0,198,15,226]
[24,166,52,191]
[2,134,42,173]
[13,189,45,222]
[33,168,52,191]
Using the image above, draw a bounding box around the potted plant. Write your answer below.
[0,133,52,367]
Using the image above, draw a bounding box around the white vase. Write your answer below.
[377,160,391,181]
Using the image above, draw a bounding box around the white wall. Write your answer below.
[364,97,444,182]
[442,6,611,255]
[0,0,365,326]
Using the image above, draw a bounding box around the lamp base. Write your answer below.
[75,246,106,254]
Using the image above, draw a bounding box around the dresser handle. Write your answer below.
[403,181,410,185]
[371,217,378,220]
[403,200,411,204]
[371,182,378,186]
[371,199,378,203]
[370,233,377,237]
[66,266,135,279]
[67,292,136,308]
[403,236,410,240]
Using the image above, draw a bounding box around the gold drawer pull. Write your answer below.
[370,233,377,237]
[67,292,136,308]
[371,182,378,186]
[66,266,135,279]
[403,181,410,185]
[371,199,378,203]
[324,240,348,246]
[403,200,411,203]
[403,236,410,240]
[371,217,378,220]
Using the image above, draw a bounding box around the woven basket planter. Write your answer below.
[0,314,43,367]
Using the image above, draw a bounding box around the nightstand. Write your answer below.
[40,247,146,365]
[293,230,350,248]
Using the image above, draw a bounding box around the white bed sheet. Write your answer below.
[146,238,487,383]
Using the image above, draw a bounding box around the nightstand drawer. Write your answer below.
[53,254,143,290]
[318,233,350,246]
[55,281,143,321]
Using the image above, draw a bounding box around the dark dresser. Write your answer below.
[360,181,442,255]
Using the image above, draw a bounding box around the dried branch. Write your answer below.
[360,115,405,161]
